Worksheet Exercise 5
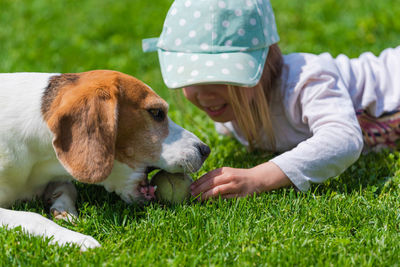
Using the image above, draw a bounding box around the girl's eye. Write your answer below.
[147,108,165,122]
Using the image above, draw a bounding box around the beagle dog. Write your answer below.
[0,70,210,250]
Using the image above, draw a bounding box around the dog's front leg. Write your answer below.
[43,181,78,222]
[0,208,100,250]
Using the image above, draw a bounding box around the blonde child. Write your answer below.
[143,0,400,200]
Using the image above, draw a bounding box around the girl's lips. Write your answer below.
[204,104,227,117]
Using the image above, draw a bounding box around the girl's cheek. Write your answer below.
[182,88,191,101]
[182,87,189,98]
[182,88,198,106]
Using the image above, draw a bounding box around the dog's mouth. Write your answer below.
[138,166,160,201]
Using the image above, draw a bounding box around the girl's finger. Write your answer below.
[191,172,231,196]
[199,183,234,201]
[191,168,223,188]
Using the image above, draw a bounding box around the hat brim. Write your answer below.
[158,48,269,89]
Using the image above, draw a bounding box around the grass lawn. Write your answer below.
[1,0,400,266]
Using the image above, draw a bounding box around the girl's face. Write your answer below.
[183,84,235,123]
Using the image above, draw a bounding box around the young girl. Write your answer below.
[143,0,400,200]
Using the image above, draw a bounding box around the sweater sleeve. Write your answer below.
[270,73,364,192]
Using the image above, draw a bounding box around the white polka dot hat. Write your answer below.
[142,0,279,89]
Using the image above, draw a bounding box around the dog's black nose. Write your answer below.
[197,143,211,161]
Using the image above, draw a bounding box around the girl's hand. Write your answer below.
[190,162,292,201]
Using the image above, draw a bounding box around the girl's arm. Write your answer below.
[191,161,292,200]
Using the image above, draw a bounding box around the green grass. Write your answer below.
[1,0,400,266]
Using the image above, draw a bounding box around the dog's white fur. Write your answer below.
[0,72,209,250]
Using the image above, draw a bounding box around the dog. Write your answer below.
[0,70,210,250]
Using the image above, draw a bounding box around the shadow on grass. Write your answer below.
[10,181,150,228]
[74,182,151,223]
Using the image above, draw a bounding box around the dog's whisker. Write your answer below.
[184,158,195,173]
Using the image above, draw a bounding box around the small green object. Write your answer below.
[150,170,193,204]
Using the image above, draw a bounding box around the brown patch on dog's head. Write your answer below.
[42,70,169,183]
[42,74,80,115]
[114,74,169,170]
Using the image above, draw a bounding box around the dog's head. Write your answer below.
[42,70,210,184]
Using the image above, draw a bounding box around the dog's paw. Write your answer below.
[44,181,79,222]
[51,208,77,224]
[75,235,101,251]
[52,232,101,251]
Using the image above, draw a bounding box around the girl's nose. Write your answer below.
[196,90,219,102]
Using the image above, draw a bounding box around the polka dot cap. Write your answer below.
[143,0,279,89]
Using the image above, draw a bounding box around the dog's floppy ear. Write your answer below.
[46,84,119,183]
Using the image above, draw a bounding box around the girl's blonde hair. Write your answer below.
[227,44,283,151]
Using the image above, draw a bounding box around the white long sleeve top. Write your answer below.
[215,46,400,191]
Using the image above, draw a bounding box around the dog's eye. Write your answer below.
[147,108,165,122]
